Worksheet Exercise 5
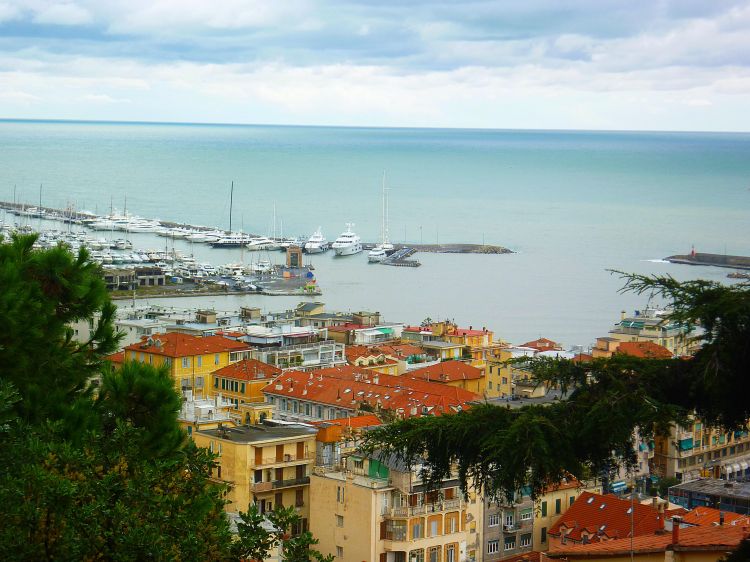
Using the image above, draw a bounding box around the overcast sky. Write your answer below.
[2,0,750,131]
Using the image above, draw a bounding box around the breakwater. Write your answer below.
[665,252,750,271]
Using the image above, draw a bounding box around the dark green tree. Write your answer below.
[233,504,334,562]
[0,233,119,425]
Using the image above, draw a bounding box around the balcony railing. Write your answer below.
[256,451,315,466]
[272,476,310,489]
[384,499,464,518]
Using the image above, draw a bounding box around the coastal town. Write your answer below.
[80,291,750,562]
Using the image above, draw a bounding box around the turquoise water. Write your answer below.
[2,120,749,346]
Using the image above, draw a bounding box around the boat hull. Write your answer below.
[334,243,363,256]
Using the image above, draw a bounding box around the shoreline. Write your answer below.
[665,252,750,271]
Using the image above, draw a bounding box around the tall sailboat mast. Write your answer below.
[229,181,234,233]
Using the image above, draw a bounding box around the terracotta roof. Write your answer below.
[453,328,489,337]
[124,332,250,358]
[310,414,382,429]
[521,337,562,351]
[375,343,426,358]
[549,491,663,543]
[549,524,747,557]
[572,353,593,363]
[615,341,672,359]
[213,358,281,381]
[263,368,479,418]
[542,477,583,494]
[345,345,398,364]
[403,325,432,333]
[408,360,483,382]
[105,351,125,364]
[680,506,750,527]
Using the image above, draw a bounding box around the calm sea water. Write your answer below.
[2,120,749,347]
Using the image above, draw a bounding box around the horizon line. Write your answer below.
[1,117,749,136]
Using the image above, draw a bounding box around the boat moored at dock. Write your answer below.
[332,223,362,256]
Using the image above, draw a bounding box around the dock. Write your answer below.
[665,252,750,271]
[383,247,421,267]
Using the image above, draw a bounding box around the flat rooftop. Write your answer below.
[670,479,750,500]
[198,423,317,444]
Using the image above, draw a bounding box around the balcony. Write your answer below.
[272,476,310,489]
[256,451,315,466]
[384,499,465,518]
[252,481,273,493]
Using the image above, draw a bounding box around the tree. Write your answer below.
[363,274,750,502]
[0,233,119,425]
[233,504,334,562]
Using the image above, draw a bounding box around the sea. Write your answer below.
[2,119,749,348]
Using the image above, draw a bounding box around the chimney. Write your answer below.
[720,511,725,526]
[672,516,682,545]
[621,310,627,320]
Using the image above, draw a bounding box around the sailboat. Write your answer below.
[368,172,394,263]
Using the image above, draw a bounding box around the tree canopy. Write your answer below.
[363,274,750,501]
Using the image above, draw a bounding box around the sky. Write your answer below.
[1,0,750,131]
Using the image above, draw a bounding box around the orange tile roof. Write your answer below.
[403,325,432,333]
[263,368,479,418]
[105,351,125,364]
[549,491,663,543]
[123,332,250,358]
[376,343,426,358]
[680,506,750,527]
[521,337,562,351]
[408,360,483,382]
[310,414,383,429]
[453,328,489,337]
[542,477,583,494]
[213,358,281,381]
[572,353,593,363]
[549,524,747,557]
[615,341,672,359]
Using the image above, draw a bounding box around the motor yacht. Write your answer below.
[304,228,329,253]
[332,223,363,256]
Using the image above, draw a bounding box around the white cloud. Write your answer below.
[32,2,92,25]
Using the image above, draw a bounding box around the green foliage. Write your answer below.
[721,538,750,562]
[233,504,334,562]
[657,476,680,498]
[0,233,120,424]
[364,276,750,501]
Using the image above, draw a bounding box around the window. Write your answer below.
[215,353,220,365]
[521,509,532,521]
[240,382,245,394]
[504,513,514,527]
[541,501,547,517]
[570,496,575,506]
[429,546,440,562]
[504,537,516,550]
[337,486,345,504]
[182,357,189,368]
[317,406,323,418]
[336,547,343,558]
[336,515,344,527]
[214,378,218,388]
[296,489,304,507]
[555,498,562,514]
[195,376,204,388]
[502,377,508,384]
[520,534,531,547]
[541,527,547,543]
[412,522,423,539]
[429,520,438,537]
[164,357,171,367]
[487,540,499,554]
[488,381,493,390]
[197,356,202,367]
[488,513,500,527]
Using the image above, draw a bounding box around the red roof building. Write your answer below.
[521,338,563,352]
[123,332,250,358]
[615,341,673,359]
[213,358,281,382]
[548,492,664,547]
[679,506,750,527]
[548,523,747,560]
[263,367,479,422]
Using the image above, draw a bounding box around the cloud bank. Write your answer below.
[1,0,749,130]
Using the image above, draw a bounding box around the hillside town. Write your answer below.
[94,300,750,562]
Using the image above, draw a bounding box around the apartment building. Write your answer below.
[311,454,482,562]
[483,494,534,561]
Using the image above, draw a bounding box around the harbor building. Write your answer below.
[191,421,317,518]
[310,453,482,562]
[122,332,251,399]
[593,308,693,357]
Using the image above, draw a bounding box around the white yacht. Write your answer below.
[332,223,363,256]
[304,228,329,253]
[246,236,281,251]
[368,172,394,263]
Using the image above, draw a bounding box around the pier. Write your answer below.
[665,252,750,271]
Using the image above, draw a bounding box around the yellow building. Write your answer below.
[601,308,694,357]
[345,345,400,376]
[533,478,601,551]
[485,349,514,398]
[123,332,251,399]
[210,358,281,422]
[192,422,317,518]
[311,455,482,562]
[652,418,750,481]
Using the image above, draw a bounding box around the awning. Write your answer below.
[377,327,394,335]
[741,461,749,471]
[725,465,734,474]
